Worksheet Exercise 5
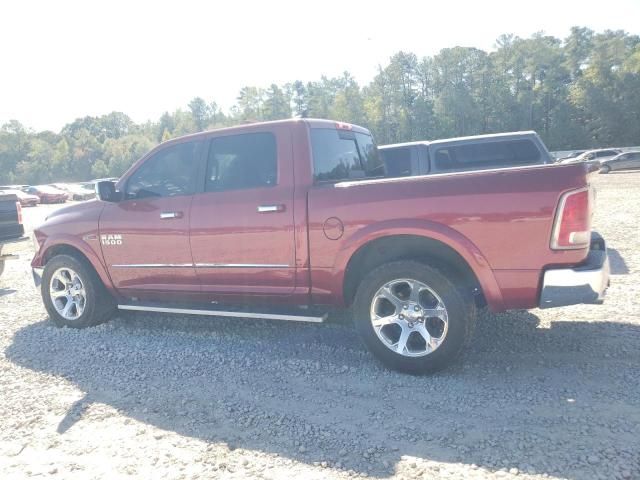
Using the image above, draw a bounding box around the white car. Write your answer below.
[50,183,96,201]
[561,148,622,164]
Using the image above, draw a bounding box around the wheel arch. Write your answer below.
[336,220,504,311]
[37,237,115,295]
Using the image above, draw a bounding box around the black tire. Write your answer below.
[352,260,476,374]
[600,165,611,174]
[42,254,115,328]
[0,260,4,277]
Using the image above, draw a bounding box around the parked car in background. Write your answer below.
[599,151,640,173]
[24,185,68,204]
[80,178,118,193]
[1,189,39,207]
[50,183,96,201]
[378,131,553,177]
[555,150,586,162]
[561,148,622,165]
[0,185,30,191]
[31,118,609,374]
[0,191,27,276]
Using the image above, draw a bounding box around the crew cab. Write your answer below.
[379,131,553,177]
[31,119,610,373]
[0,192,28,277]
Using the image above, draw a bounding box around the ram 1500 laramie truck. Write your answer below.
[31,119,610,373]
[0,192,28,277]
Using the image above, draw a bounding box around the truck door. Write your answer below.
[189,126,297,301]
[99,140,202,300]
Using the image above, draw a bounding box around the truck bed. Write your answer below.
[307,162,593,311]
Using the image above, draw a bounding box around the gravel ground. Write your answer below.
[1,172,639,480]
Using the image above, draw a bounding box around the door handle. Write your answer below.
[257,204,285,213]
[160,211,183,219]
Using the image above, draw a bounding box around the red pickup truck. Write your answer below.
[31,119,610,373]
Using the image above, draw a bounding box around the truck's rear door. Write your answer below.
[189,125,297,300]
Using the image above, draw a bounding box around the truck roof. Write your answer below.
[379,131,539,150]
[160,118,371,147]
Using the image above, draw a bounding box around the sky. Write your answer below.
[1,0,639,132]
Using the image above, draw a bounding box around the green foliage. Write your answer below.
[188,97,210,131]
[1,28,639,185]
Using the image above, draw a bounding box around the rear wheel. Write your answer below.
[352,260,475,374]
[42,254,115,328]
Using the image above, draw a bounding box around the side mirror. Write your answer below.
[96,181,120,202]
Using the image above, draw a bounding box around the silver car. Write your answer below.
[561,148,622,165]
[599,151,640,173]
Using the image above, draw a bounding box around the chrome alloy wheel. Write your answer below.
[370,278,449,357]
[49,267,86,321]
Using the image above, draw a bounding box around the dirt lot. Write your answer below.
[1,172,639,480]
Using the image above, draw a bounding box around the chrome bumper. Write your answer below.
[539,232,610,309]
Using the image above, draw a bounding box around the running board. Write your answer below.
[117,304,327,323]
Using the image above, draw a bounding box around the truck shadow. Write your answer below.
[6,310,640,479]
[607,248,629,274]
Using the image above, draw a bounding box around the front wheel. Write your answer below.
[42,254,115,328]
[600,165,611,174]
[352,260,476,374]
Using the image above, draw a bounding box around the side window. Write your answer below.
[433,140,541,172]
[126,141,200,199]
[206,132,277,192]
[311,129,362,182]
[381,147,412,177]
[355,132,385,177]
[510,139,542,163]
[311,129,384,182]
[598,150,617,157]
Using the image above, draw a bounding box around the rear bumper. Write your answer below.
[539,232,610,309]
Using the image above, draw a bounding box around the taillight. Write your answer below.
[16,201,23,225]
[551,187,591,250]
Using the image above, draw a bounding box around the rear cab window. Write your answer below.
[311,128,384,183]
[431,138,542,173]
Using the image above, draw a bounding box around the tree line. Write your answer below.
[1,27,639,185]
